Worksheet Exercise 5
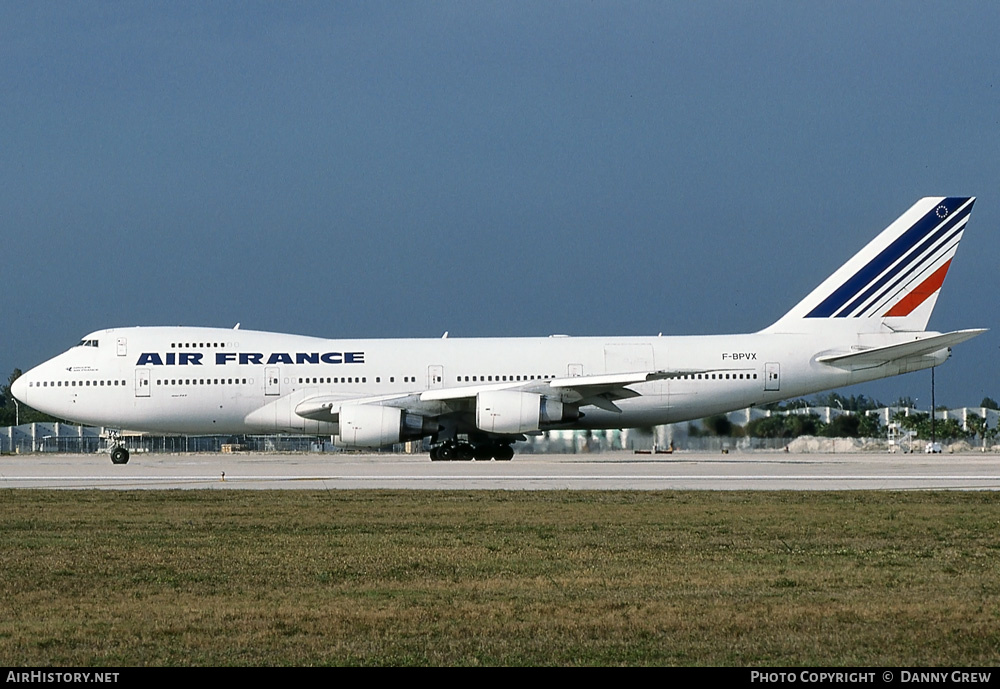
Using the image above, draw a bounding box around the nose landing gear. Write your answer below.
[110,446,130,464]
[106,431,130,465]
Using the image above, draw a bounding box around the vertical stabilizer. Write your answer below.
[763,197,974,334]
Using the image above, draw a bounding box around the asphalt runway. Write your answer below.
[2,451,1000,490]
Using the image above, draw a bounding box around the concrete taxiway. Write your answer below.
[2,451,1000,490]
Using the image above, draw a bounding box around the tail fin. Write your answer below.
[763,197,975,334]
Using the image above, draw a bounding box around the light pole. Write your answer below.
[931,367,936,446]
[11,397,18,427]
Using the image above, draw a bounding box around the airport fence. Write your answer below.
[0,423,992,455]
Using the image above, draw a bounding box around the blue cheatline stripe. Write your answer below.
[854,222,966,318]
[805,197,972,318]
[836,210,969,318]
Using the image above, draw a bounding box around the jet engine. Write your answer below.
[335,404,437,448]
[475,390,577,434]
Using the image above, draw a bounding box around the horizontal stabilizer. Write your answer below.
[816,329,986,369]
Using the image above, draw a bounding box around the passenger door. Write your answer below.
[764,362,780,392]
[265,367,280,396]
[134,369,150,397]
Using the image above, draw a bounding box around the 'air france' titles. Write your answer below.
[136,352,365,366]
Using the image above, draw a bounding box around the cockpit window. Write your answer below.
[75,339,99,348]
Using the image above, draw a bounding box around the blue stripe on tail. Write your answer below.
[805,197,972,318]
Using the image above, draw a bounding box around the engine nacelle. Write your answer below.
[335,404,436,448]
[476,390,573,434]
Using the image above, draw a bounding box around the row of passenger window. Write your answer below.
[679,373,757,380]
[294,376,447,385]
[171,342,231,348]
[29,380,126,387]
[294,374,557,386]
[295,376,448,385]
[299,377,367,384]
[157,378,250,385]
[458,374,556,383]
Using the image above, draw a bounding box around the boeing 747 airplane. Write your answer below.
[12,197,985,463]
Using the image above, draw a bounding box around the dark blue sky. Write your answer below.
[3,2,997,408]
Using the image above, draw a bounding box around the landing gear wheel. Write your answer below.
[110,447,130,465]
[493,445,514,461]
[431,441,510,462]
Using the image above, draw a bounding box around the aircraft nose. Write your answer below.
[11,374,28,404]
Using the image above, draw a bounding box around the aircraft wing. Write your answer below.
[294,392,421,421]
[295,368,715,421]
[421,368,730,413]
[540,370,703,412]
[418,371,667,413]
[816,329,987,370]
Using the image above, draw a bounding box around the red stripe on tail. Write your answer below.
[883,260,952,318]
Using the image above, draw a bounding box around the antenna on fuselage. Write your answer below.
[234,323,240,330]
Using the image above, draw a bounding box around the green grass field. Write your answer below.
[1,490,998,666]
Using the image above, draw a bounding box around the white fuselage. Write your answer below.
[12,325,945,436]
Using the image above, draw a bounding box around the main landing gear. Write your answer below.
[106,430,130,465]
[429,441,514,462]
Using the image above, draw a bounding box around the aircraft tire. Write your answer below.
[110,447,130,465]
[494,445,514,461]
